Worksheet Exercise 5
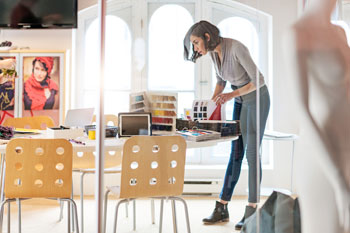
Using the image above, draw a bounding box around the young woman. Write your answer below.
[23,57,58,110]
[183,20,270,230]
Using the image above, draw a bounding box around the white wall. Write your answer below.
[0,29,73,51]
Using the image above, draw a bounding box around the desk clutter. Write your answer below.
[0,125,13,139]
[84,125,118,138]
[176,129,221,142]
[176,119,241,137]
[130,91,177,132]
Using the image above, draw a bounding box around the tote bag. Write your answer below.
[242,191,301,233]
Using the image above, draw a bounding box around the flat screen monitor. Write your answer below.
[118,112,152,137]
[0,0,77,29]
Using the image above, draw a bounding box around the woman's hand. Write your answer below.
[44,88,51,99]
[0,73,16,85]
[0,59,16,70]
[213,91,236,105]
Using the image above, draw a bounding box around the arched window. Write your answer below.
[148,4,195,115]
[83,15,131,115]
[207,17,270,165]
[219,17,259,61]
[213,17,259,119]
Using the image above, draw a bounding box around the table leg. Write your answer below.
[290,140,295,193]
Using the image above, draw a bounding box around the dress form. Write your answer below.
[287,0,350,232]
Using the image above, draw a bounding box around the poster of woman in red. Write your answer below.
[22,56,60,125]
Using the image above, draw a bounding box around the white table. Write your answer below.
[0,135,238,153]
[0,133,238,232]
[263,130,298,194]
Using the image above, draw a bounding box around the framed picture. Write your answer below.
[20,53,64,126]
[0,54,19,125]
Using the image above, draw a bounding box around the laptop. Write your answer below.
[118,112,152,137]
[64,108,94,127]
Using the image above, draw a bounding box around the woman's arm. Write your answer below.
[213,82,256,105]
[53,91,59,109]
[23,89,32,110]
[43,90,56,109]
[211,83,226,100]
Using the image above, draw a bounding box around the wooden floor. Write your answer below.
[0,195,267,233]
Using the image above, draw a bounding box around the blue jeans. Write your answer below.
[219,85,270,203]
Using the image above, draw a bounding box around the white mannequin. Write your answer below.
[286,0,350,232]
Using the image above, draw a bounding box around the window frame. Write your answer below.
[73,0,273,167]
[73,0,134,109]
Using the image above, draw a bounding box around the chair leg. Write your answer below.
[113,199,129,233]
[58,200,64,222]
[151,199,155,224]
[125,201,128,218]
[67,198,71,233]
[64,198,80,233]
[71,182,75,233]
[133,200,136,231]
[171,200,178,233]
[7,201,10,233]
[0,153,5,203]
[80,172,86,233]
[0,200,8,233]
[103,190,110,233]
[16,199,21,233]
[159,199,164,233]
[169,197,191,233]
[0,204,3,233]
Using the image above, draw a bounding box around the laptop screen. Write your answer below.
[118,112,152,137]
[64,108,94,127]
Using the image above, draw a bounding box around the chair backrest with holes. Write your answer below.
[120,135,186,198]
[92,114,118,126]
[73,114,120,169]
[72,149,121,170]
[5,139,72,199]
[3,116,55,129]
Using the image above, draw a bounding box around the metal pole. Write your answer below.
[255,2,261,232]
[96,0,106,232]
[255,59,261,233]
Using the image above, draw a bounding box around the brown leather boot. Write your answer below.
[202,201,229,224]
[235,205,256,230]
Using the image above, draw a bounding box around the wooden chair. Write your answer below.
[92,114,118,126]
[60,114,121,233]
[0,139,79,233]
[103,136,191,233]
[69,148,122,233]
[3,116,55,129]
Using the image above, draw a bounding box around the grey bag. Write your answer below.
[242,191,301,233]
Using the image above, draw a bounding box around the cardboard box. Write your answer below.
[46,127,84,139]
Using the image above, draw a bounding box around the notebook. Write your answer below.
[64,108,94,127]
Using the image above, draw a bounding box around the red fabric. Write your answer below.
[35,57,54,74]
[209,104,222,120]
[24,74,58,110]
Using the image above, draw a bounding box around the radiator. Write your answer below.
[183,178,223,195]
